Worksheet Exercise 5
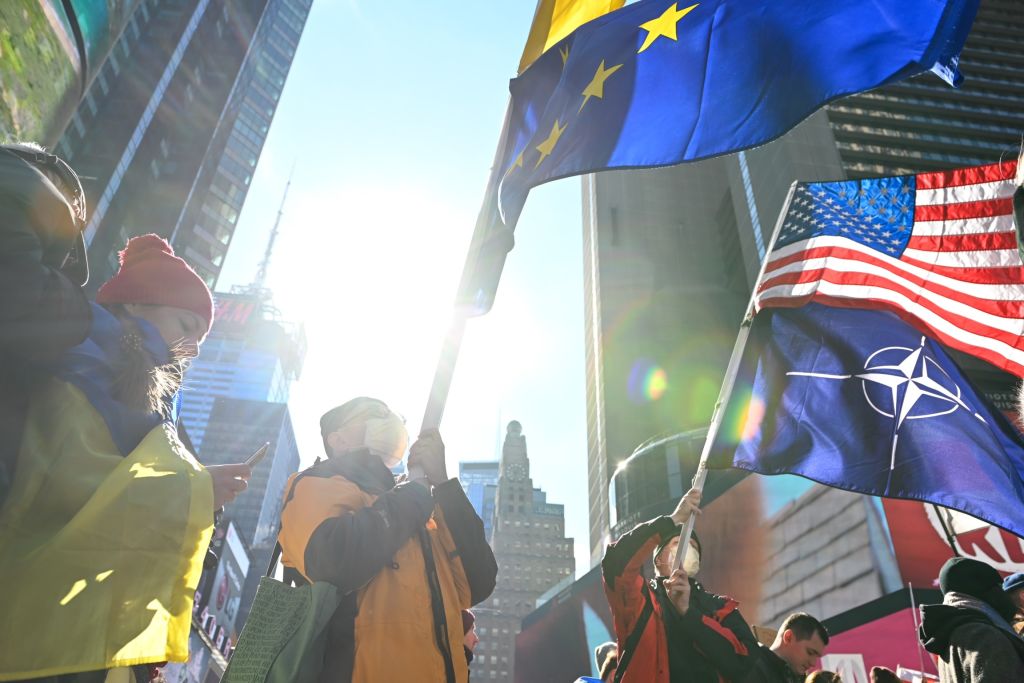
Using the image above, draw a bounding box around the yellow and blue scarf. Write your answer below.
[0,305,212,679]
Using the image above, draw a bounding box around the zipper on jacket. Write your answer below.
[418,527,457,683]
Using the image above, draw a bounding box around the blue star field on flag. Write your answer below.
[776,178,917,257]
[494,0,979,228]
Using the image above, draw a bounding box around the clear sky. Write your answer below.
[217,0,594,572]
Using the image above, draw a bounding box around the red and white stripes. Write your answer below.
[757,160,1024,377]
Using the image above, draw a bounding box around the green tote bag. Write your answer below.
[221,551,339,683]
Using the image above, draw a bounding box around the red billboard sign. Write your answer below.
[883,498,1024,586]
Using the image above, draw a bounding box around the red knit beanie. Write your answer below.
[96,234,214,336]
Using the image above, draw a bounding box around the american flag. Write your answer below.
[757,160,1024,377]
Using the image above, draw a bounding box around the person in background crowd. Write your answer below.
[0,143,91,509]
[804,671,841,683]
[743,613,830,683]
[601,487,759,682]
[919,557,1024,682]
[463,609,479,676]
[868,667,900,683]
[1002,572,1024,635]
[595,641,618,683]
[277,398,497,683]
[0,235,251,682]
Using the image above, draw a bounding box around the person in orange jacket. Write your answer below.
[278,397,497,683]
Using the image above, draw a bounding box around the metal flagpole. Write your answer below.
[932,503,962,557]
[419,102,514,433]
[908,582,927,675]
[673,180,800,572]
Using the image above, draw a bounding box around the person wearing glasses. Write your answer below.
[0,143,92,508]
[277,398,498,683]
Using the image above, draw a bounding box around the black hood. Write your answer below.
[919,603,991,655]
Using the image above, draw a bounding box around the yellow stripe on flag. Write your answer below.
[0,381,212,680]
[518,0,625,74]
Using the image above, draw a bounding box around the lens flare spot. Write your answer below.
[628,359,669,403]
[740,396,765,441]
[646,367,668,401]
[724,387,766,443]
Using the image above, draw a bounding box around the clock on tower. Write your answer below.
[506,463,526,481]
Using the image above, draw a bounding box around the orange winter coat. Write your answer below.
[278,449,496,683]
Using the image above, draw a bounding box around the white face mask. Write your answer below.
[363,412,409,468]
[682,543,701,576]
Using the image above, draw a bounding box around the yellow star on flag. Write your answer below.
[559,44,570,66]
[579,60,623,113]
[505,150,525,176]
[637,2,699,54]
[535,119,568,168]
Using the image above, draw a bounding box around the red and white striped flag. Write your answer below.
[757,159,1024,376]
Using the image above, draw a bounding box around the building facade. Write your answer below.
[180,290,305,450]
[169,0,312,282]
[473,422,574,683]
[199,398,300,626]
[53,0,311,289]
[582,0,1024,564]
[460,461,500,541]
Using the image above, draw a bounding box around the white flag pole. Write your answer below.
[673,180,800,572]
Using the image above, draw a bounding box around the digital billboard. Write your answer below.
[0,1,143,145]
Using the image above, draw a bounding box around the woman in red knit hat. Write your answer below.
[0,235,250,683]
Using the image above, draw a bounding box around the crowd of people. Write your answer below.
[0,141,1023,683]
[576,486,1024,683]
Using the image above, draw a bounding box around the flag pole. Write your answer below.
[419,103,515,433]
[673,180,799,571]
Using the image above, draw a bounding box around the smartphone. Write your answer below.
[246,442,271,468]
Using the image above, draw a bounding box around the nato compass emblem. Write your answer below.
[787,336,987,470]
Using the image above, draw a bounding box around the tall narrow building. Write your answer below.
[460,461,500,541]
[54,0,312,288]
[473,422,574,683]
[180,289,305,450]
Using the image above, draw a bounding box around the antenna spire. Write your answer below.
[253,163,296,291]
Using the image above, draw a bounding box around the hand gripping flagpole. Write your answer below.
[673,181,800,572]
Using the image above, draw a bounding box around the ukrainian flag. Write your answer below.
[0,379,212,680]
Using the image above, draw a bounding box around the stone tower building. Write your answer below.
[471,421,575,682]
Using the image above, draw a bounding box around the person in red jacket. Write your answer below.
[601,488,759,683]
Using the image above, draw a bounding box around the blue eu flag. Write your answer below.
[708,304,1024,538]
[496,0,979,227]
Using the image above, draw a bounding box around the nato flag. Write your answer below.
[708,303,1024,538]
[496,0,979,228]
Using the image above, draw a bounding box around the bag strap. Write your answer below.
[266,542,282,577]
[613,584,655,683]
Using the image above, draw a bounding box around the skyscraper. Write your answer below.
[582,0,1024,564]
[460,461,500,540]
[474,422,574,683]
[828,1,1024,177]
[180,289,305,450]
[54,0,312,288]
[198,398,300,630]
[169,0,313,282]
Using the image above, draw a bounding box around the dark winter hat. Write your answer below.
[938,557,1002,598]
[96,235,213,336]
[461,609,475,634]
[319,397,391,437]
[654,527,701,560]
[1003,572,1024,594]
